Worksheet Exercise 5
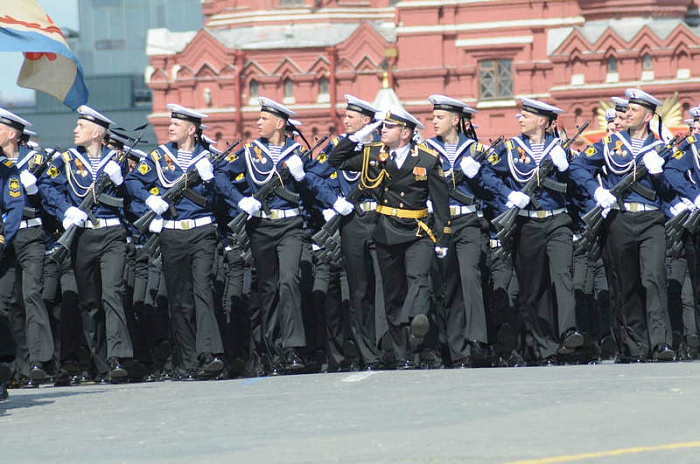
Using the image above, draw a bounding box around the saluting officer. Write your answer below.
[39,106,133,381]
[214,97,331,374]
[125,104,224,378]
[425,95,494,367]
[570,88,676,362]
[328,106,451,369]
[482,98,582,365]
[0,109,55,383]
[305,94,386,370]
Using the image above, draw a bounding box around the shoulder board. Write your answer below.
[417,143,438,157]
[3,160,13,168]
[505,140,514,150]
[62,151,72,163]
[688,136,696,144]
[245,143,253,149]
[331,137,340,146]
[366,142,384,148]
[150,150,160,162]
[603,136,611,144]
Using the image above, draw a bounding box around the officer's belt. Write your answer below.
[19,218,42,229]
[517,208,567,219]
[81,217,121,229]
[449,204,480,217]
[252,208,301,220]
[489,239,501,249]
[163,216,214,230]
[376,205,429,219]
[359,201,377,212]
[612,202,659,213]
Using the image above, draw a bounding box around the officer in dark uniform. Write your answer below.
[305,94,386,370]
[39,106,134,381]
[570,88,676,362]
[214,97,334,374]
[482,98,582,365]
[424,95,496,367]
[0,109,55,383]
[328,106,451,369]
[125,104,224,378]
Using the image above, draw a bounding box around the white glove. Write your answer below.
[593,187,617,209]
[693,195,700,211]
[103,160,123,186]
[19,170,38,194]
[145,195,169,215]
[333,197,354,216]
[149,217,163,234]
[460,156,481,179]
[350,120,382,143]
[427,200,433,214]
[238,196,261,216]
[435,247,448,259]
[195,158,214,182]
[63,206,87,228]
[506,191,530,209]
[322,208,336,222]
[285,154,305,181]
[550,145,569,172]
[642,151,664,175]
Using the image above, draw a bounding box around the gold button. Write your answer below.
[399,202,404,208]
[383,199,388,203]
[400,192,405,197]
[384,187,389,191]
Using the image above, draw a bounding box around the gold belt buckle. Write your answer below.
[536,210,547,219]
[629,203,639,212]
[391,208,398,216]
[181,220,192,230]
[270,210,281,220]
[450,206,458,216]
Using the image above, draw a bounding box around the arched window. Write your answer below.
[317,76,329,103]
[284,78,294,103]
[607,56,617,73]
[249,79,259,101]
[643,54,653,70]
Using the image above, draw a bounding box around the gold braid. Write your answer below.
[360,145,389,189]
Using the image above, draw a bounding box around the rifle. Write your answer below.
[135,141,240,253]
[665,208,690,257]
[492,120,590,247]
[51,137,142,263]
[579,131,690,245]
[227,134,330,254]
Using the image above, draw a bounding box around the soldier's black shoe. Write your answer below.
[61,358,82,375]
[687,333,700,349]
[107,357,128,382]
[539,356,558,366]
[395,359,416,370]
[599,335,617,360]
[285,350,305,372]
[409,314,430,351]
[561,329,584,351]
[470,342,496,368]
[200,353,225,374]
[29,362,48,383]
[0,383,8,401]
[0,362,12,384]
[53,369,70,387]
[652,344,675,362]
[269,364,285,376]
[363,363,379,371]
[452,358,471,369]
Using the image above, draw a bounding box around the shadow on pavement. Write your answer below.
[0,388,106,416]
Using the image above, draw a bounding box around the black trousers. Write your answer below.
[604,210,671,356]
[160,225,223,370]
[375,237,434,363]
[0,227,55,372]
[340,211,385,366]
[513,213,576,360]
[43,249,80,366]
[247,217,306,365]
[439,213,487,362]
[666,253,697,339]
[72,226,133,374]
[484,242,520,357]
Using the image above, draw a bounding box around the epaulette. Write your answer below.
[3,160,13,168]
[603,136,611,144]
[365,142,384,147]
[150,150,160,162]
[244,143,253,149]
[688,136,696,144]
[505,140,514,150]
[417,142,438,157]
[331,137,340,146]
[61,151,72,163]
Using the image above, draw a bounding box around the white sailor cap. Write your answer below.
[23,128,37,137]
[625,88,662,111]
[201,134,217,146]
[77,105,114,128]
[428,95,477,119]
[689,106,700,121]
[605,108,617,122]
[259,97,296,120]
[344,94,380,118]
[519,98,564,120]
[514,113,523,120]
[0,107,32,131]
[167,103,208,125]
[106,130,130,147]
[383,105,424,130]
[611,97,629,113]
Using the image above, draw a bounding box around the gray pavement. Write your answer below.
[3,362,700,463]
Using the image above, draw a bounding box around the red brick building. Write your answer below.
[146,0,700,145]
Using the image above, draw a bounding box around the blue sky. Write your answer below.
[0,0,80,105]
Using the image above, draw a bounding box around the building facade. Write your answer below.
[146,0,700,145]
